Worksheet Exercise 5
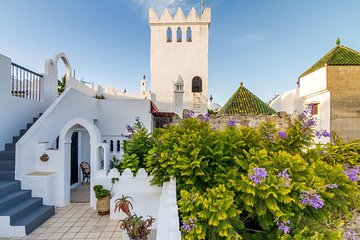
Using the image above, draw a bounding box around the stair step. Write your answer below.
[0,181,21,195]
[0,151,15,161]
[12,205,55,235]
[12,136,21,143]
[19,129,27,137]
[0,171,15,181]
[0,198,43,224]
[5,143,16,151]
[26,123,33,130]
[0,160,15,170]
[0,190,31,212]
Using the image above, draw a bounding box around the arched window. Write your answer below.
[192,76,202,92]
[102,140,107,143]
[186,27,192,42]
[177,27,182,42]
[116,140,120,152]
[110,140,114,152]
[166,27,172,42]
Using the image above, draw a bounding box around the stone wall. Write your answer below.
[174,113,293,130]
[343,210,360,237]
[328,66,360,143]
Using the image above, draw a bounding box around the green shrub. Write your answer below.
[113,117,154,174]
[146,108,360,239]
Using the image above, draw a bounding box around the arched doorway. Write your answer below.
[59,118,101,208]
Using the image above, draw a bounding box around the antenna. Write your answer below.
[201,0,205,14]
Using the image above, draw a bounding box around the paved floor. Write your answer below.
[26,203,125,240]
[1,203,127,240]
[71,182,90,203]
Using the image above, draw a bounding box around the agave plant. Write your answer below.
[119,214,155,240]
[114,195,133,216]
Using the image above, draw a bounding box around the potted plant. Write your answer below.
[93,185,111,215]
[114,195,155,240]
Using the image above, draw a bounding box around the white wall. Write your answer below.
[149,8,211,115]
[270,88,303,114]
[299,67,327,98]
[302,91,331,144]
[16,87,152,207]
[0,54,57,150]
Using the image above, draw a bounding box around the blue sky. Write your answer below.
[1,0,360,105]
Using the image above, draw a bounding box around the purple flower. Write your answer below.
[204,113,210,122]
[344,165,360,182]
[277,169,290,187]
[343,230,359,240]
[278,131,287,139]
[181,219,195,233]
[126,124,134,133]
[315,130,331,138]
[186,110,195,118]
[121,132,133,139]
[300,190,324,209]
[325,183,338,189]
[277,220,290,234]
[249,167,268,185]
[268,133,274,141]
[228,118,236,127]
[302,119,317,130]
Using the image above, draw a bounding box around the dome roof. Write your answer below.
[208,101,221,111]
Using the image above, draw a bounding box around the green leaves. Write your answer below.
[144,116,360,239]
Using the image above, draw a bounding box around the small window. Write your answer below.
[166,27,172,42]
[110,140,114,152]
[192,76,202,92]
[309,103,319,115]
[177,27,182,42]
[102,140,107,143]
[116,140,120,152]
[186,27,192,42]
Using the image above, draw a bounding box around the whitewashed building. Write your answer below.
[0,6,214,238]
[149,7,211,116]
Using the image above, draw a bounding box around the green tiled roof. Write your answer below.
[217,83,276,115]
[300,45,360,78]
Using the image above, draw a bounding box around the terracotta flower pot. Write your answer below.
[96,196,110,215]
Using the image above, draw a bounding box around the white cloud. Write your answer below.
[130,0,195,17]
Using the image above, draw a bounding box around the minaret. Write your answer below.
[174,74,184,116]
[149,7,211,116]
[140,74,147,95]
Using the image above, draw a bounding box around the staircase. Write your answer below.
[0,114,55,237]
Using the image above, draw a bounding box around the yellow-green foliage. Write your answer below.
[146,113,360,239]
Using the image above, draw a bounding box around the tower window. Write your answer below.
[177,27,182,42]
[186,27,192,42]
[192,76,202,92]
[166,27,172,42]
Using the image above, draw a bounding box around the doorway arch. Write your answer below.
[59,118,101,208]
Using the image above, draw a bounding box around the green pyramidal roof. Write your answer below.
[300,45,360,78]
[217,83,276,115]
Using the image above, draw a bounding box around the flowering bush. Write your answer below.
[112,117,154,174]
[146,108,360,239]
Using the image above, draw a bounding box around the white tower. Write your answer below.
[149,7,211,116]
